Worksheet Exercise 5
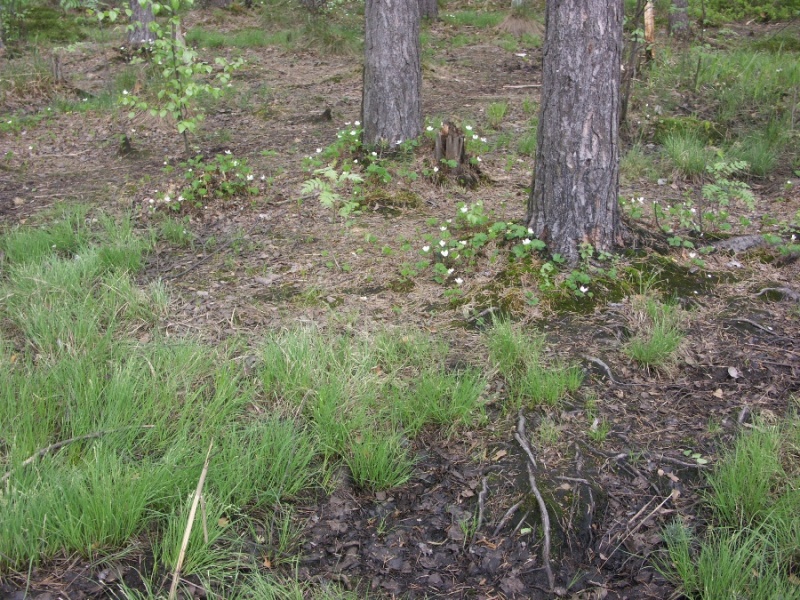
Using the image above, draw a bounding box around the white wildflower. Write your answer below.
[422,245,430,252]
[460,206,469,213]
[522,238,531,245]
[455,278,463,285]
[441,249,449,257]
[579,286,589,294]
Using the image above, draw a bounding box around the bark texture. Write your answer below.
[526,0,623,265]
[419,0,438,21]
[668,0,690,39]
[362,0,422,149]
[128,0,155,47]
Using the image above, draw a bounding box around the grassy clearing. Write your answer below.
[661,418,800,599]
[0,209,500,579]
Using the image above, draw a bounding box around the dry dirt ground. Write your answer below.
[1,10,799,599]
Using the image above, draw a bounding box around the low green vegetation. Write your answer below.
[624,298,685,368]
[662,418,800,599]
[487,320,583,408]
[0,208,497,581]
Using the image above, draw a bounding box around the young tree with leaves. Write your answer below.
[527,0,624,265]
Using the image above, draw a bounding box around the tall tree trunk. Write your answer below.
[419,0,438,21]
[526,0,623,265]
[362,0,423,149]
[128,0,156,48]
[668,0,690,39]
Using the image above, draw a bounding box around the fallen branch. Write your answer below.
[475,476,489,534]
[755,287,800,302]
[502,84,542,89]
[1,426,154,485]
[601,489,678,569]
[730,318,777,336]
[514,413,555,591]
[169,441,214,600]
[492,501,522,538]
[583,356,648,386]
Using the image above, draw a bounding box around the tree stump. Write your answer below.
[433,122,482,187]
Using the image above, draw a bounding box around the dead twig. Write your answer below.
[755,287,800,302]
[168,441,214,600]
[1,426,154,485]
[492,501,523,538]
[475,476,489,534]
[583,356,647,386]
[600,490,678,569]
[514,413,555,591]
[730,318,776,336]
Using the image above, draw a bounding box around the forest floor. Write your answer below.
[1,4,799,599]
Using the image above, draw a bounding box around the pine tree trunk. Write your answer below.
[419,0,438,21]
[128,0,155,48]
[362,0,423,149]
[668,0,690,39]
[526,0,623,265]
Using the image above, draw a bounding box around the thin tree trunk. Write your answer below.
[362,0,423,149]
[668,0,690,39]
[526,0,624,265]
[128,0,155,48]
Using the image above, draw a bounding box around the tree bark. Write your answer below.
[419,0,438,21]
[128,0,156,48]
[362,0,423,149]
[526,0,623,265]
[668,0,690,39]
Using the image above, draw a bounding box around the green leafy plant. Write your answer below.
[301,165,364,217]
[98,0,242,153]
[157,152,258,211]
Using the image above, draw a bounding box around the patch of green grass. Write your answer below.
[186,27,278,48]
[0,52,56,102]
[661,420,800,599]
[211,419,319,509]
[389,367,486,436]
[662,132,711,179]
[587,418,611,443]
[441,10,505,28]
[447,32,477,49]
[344,427,414,491]
[517,123,538,156]
[727,120,788,177]
[486,320,583,408]
[158,217,195,247]
[750,29,800,53]
[521,97,538,116]
[623,299,685,368]
[620,143,657,182]
[486,101,508,129]
[497,34,518,53]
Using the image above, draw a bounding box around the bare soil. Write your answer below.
[1,10,799,599]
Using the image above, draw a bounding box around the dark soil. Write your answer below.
[1,7,799,599]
